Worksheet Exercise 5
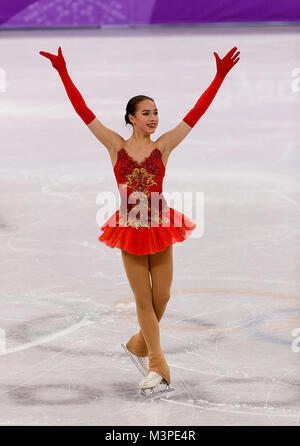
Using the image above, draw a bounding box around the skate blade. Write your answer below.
[140,385,175,399]
[121,342,147,377]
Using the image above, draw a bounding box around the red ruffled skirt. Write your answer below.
[98,206,196,255]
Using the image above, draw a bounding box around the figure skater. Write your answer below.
[39,45,240,396]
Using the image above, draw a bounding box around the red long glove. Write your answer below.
[39,46,96,125]
[182,46,240,128]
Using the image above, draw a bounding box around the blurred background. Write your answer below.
[0,0,300,28]
[0,0,299,427]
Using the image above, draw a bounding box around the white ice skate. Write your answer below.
[121,342,149,376]
[139,371,174,397]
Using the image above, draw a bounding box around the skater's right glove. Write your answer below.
[39,46,96,125]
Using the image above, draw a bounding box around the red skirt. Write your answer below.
[98,207,196,255]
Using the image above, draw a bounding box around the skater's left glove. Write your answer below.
[182,46,240,128]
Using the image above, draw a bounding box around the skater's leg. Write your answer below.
[145,245,173,384]
[121,249,163,355]
[129,246,173,354]
[150,245,173,321]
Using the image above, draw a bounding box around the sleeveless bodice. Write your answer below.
[113,148,169,229]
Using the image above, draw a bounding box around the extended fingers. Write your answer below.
[227,46,238,57]
[39,50,54,59]
[224,47,240,62]
[231,51,240,62]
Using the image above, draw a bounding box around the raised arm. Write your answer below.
[158,46,240,153]
[39,46,124,155]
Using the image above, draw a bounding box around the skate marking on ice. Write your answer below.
[121,342,148,376]
[0,315,94,355]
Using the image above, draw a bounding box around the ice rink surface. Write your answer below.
[0,24,299,426]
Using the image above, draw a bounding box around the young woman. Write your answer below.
[39,45,240,395]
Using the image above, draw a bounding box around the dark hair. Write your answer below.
[125,95,155,127]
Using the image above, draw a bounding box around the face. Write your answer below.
[129,100,158,133]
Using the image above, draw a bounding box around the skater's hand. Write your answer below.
[39,46,67,73]
[213,46,240,77]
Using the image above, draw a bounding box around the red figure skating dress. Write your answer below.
[98,147,196,255]
[39,45,239,256]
